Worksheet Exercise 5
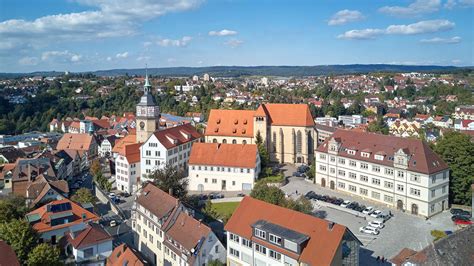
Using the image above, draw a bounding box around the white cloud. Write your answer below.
[137,56,150,61]
[116,52,129,58]
[224,39,243,48]
[444,0,474,8]
[339,20,455,40]
[444,0,457,8]
[379,0,441,16]
[41,50,82,62]
[18,57,39,66]
[328,10,365,26]
[420,36,461,43]
[0,0,203,51]
[157,36,192,47]
[208,29,238,36]
[106,56,112,61]
[337,29,385,40]
[143,41,153,47]
[167,58,176,63]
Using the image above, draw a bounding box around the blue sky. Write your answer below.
[0,0,473,72]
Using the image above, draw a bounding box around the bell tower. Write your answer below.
[136,69,160,143]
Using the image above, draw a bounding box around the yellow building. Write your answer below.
[205,103,316,164]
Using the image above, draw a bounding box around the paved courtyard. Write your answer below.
[281,176,457,263]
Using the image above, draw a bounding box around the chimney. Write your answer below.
[328,221,335,231]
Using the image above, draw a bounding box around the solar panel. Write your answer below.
[50,202,72,213]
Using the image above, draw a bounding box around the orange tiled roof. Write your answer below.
[205,109,255,137]
[107,244,149,266]
[153,124,202,149]
[112,135,137,153]
[255,103,314,127]
[68,223,113,249]
[189,143,258,168]
[117,143,141,164]
[56,133,94,151]
[26,198,99,233]
[225,196,349,266]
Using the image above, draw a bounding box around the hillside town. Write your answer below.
[0,70,473,266]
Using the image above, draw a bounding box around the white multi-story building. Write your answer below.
[132,184,226,266]
[115,143,141,193]
[338,115,366,127]
[315,130,450,218]
[225,196,361,266]
[187,143,260,192]
[140,123,201,182]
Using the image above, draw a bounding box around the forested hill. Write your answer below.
[1,64,470,78]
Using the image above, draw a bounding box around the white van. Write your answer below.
[368,220,384,229]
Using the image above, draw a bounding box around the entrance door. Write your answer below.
[321,178,326,187]
[330,181,335,190]
[198,184,204,192]
[221,180,226,190]
[411,204,418,215]
[397,200,403,210]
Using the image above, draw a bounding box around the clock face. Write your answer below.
[140,121,145,129]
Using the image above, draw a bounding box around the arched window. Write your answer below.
[242,140,247,144]
[297,131,302,153]
[222,139,227,144]
[213,138,217,143]
[232,139,237,144]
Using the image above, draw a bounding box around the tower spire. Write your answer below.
[144,64,151,93]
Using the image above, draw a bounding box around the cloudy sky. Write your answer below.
[0,0,473,72]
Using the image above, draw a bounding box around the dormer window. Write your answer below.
[361,152,370,158]
[216,119,221,124]
[347,149,356,155]
[234,119,238,125]
[269,234,282,245]
[255,228,266,239]
[243,119,248,125]
[374,154,384,160]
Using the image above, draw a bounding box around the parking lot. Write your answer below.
[281,176,457,263]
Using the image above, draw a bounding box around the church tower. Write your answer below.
[136,71,160,143]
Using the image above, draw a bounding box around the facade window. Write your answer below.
[397,184,404,192]
[349,160,356,167]
[255,229,266,239]
[232,181,236,186]
[149,234,153,243]
[443,171,447,180]
[338,182,345,189]
[255,244,267,255]
[338,158,345,164]
[384,195,393,203]
[229,248,240,258]
[410,188,421,196]
[242,238,252,248]
[442,185,447,194]
[319,165,326,171]
[330,156,336,162]
[338,170,345,176]
[330,168,335,174]
[269,250,282,261]
[269,234,282,245]
[296,131,302,153]
[431,205,435,213]
[349,185,357,192]
[204,178,208,183]
[372,178,380,185]
[371,191,380,199]
[212,179,217,184]
[146,150,151,156]
[372,166,380,173]
[349,172,357,179]
[230,233,240,243]
[398,171,405,178]
[360,188,368,195]
[431,189,436,197]
[360,175,368,182]
[431,176,436,184]
[384,181,393,188]
[157,241,161,250]
[410,174,420,182]
[319,154,326,160]
[385,168,394,175]
[360,163,368,169]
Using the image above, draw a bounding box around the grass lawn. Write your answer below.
[258,174,284,183]
[211,202,240,218]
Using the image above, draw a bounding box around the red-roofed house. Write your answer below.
[187,143,260,192]
[115,142,141,193]
[25,198,99,244]
[205,103,316,164]
[315,129,450,218]
[225,196,361,266]
[107,244,150,266]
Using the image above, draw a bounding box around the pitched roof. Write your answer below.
[225,196,350,266]
[112,134,137,153]
[255,103,314,127]
[26,198,99,233]
[165,211,211,251]
[118,143,142,164]
[189,143,258,168]
[316,129,449,175]
[152,123,202,150]
[26,175,69,205]
[56,133,94,152]
[136,183,179,220]
[68,223,113,249]
[107,244,149,266]
[0,240,20,266]
[0,146,26,163]
[205,109,255,137]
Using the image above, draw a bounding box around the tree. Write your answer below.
[250,183,286,206]
[150,163,188,199]
[90,159,101,177]
[71,188,95,204]
[0,196,29,223]
[255,131,270,168]
[368,116,388,135]
[0,219,38,263]
[27,243,62,266]
[202,200,220,221]
[207,259,225,266]
[284,197,313,215]
[434,131,474,205]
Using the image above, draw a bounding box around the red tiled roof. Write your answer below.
[225,196,349,266]
[255,104,314,127]
[0,240,20,266]
[107,244,149,266]
[117,143,141,164]
[205,109,255,137]
[153,124,201,149]
[56,133,94,152]
[189,143,258,168]
[68,223,113,249]
[136,183,178,220]
[316,129,448,174]
[165,211,211,251]
[112,135,137,153]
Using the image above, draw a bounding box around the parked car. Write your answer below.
[359,226,379,235]
[355,205,366,212]
[293,172,303,177]
[370,210,383,218]
[341,200,351,208]
[110,220,118,227]
[304,191,317,200]
[362,207,375,215]
[368,220,385,229]
[453,217,473,225]
[379,213,392,222]
[451,214,472,221]
[297,165,310,173]
[347,202,359,210]
[333,198,344,205]
[450,208,468,215]
[108,192,116,198]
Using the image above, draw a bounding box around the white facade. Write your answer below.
[73,240,113,265]
[188,158,260,192]
[115,155,140,194]
[98,139,113,157]
[140,134,198,182]
[315,148,449,218]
